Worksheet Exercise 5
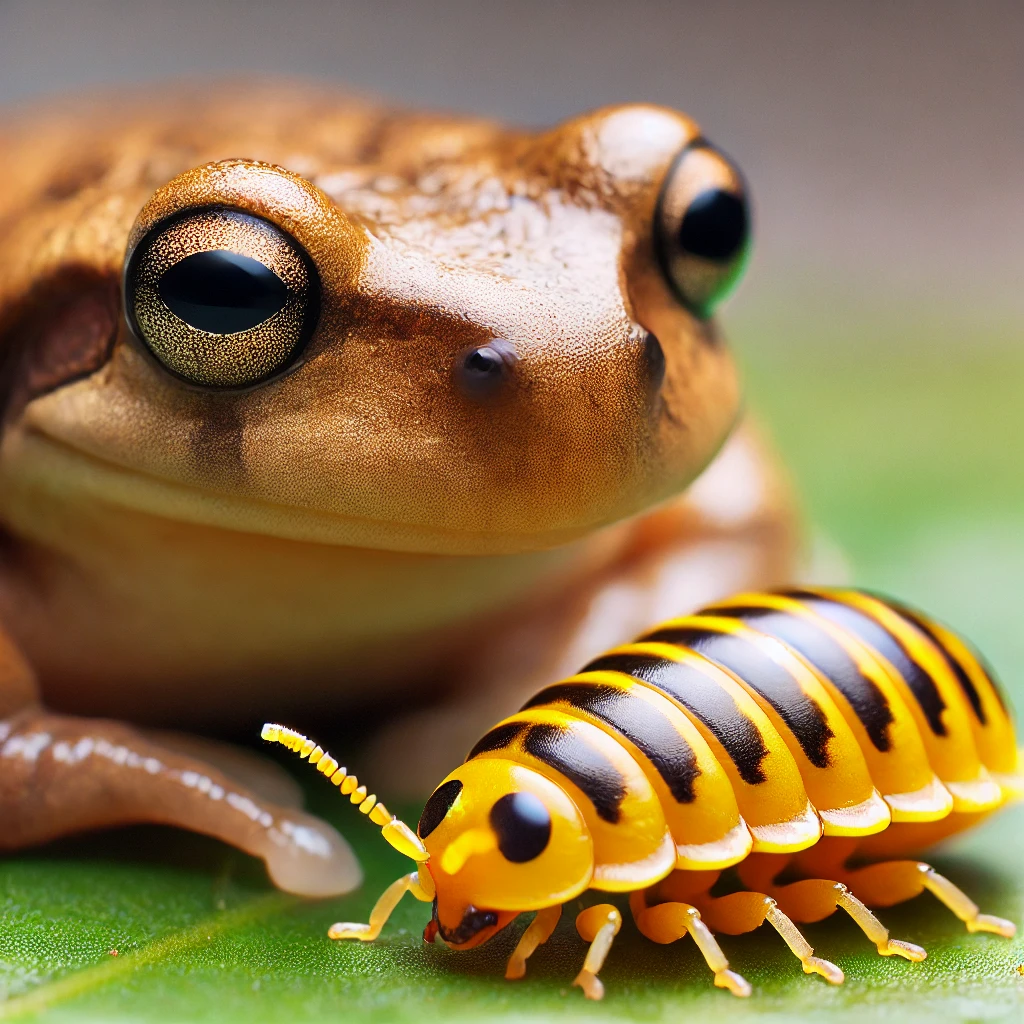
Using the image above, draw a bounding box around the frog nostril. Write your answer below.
[456,339,519,399]
[642,331,666,393]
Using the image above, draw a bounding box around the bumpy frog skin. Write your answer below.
[0,83,794,895]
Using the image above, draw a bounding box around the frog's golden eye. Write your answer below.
[654,142,751,319]
[125,207,320,388]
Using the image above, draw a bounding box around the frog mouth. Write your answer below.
[9,426,607,557]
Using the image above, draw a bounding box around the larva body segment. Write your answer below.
[477,587,1017,882]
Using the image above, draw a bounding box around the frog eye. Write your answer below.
[489,791,551,862]
[654,142,751,319]
[125,208,320,388]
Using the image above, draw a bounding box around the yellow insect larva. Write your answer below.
[263,587,1021,1000]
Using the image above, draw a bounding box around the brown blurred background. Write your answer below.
[1,0,1021,316]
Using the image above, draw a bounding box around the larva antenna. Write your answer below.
[261,723,429,864]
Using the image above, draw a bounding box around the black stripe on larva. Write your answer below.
[582,653,769,785]
[468,720,529,759]
[712,606,895,752]
[418,779,463,839]
[645,626,834,769]
[967,647,1010,715]
[781,590,948,736]
[883,598,989,723]
[522,723,627,824]
[523,682,701,803]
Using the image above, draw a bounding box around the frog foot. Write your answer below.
[0,708,360,897]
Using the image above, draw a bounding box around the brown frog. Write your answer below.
[0,83,794,896]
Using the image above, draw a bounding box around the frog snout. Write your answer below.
[453,332,664,404]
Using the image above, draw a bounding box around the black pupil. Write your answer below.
[678,189,748,263]
[157,250,290,334]
[489,792,551,863]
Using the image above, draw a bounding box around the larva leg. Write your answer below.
[328,871,435,942]
[838,862,1016,938]
[657,865,839,981]
[695,891,843,984]
[736,853,793,893]
[630,890,751,997]
[769,878,926,961]
[0,708,358,897]
[506,905,562,980]
[739,852,924,960]
[573,904,622,1000]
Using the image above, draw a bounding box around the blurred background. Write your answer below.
[2,0,1019,669]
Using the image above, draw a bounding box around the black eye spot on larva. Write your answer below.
[417,779,463,838]
[489,792,551,863]
[642,331,665,393]
[456,338,519,399]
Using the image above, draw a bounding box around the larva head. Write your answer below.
[417,759,595,949]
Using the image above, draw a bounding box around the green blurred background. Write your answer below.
[1,1,1021,1020]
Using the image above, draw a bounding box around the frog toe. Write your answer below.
[261,809,362,897]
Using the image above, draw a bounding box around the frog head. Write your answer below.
[2,99,748,557]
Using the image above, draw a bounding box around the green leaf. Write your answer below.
[2,300,1023,1022]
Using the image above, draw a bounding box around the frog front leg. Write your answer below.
[370,422,799,794]
[0,628,359,896]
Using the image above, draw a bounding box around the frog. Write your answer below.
[0,82,795,897]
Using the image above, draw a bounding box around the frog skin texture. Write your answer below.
[0,83,795,895]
